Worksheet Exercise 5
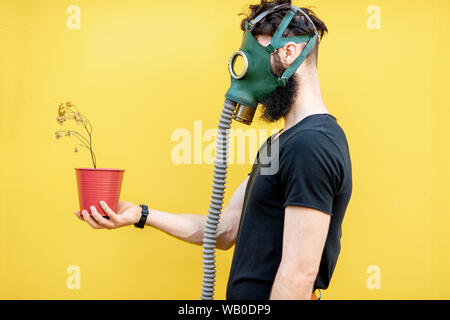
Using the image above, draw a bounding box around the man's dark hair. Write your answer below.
[240,0,328,64]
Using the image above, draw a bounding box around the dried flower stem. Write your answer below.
[55,102,97,168]
[78,114,96,168]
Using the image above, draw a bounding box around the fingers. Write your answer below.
[99,201,118,220]
[74,210,83,221]
[89,206,115,229]
[81,210,103,229]
[76,206,118,229]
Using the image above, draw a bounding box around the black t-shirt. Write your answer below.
[226,114,352,300]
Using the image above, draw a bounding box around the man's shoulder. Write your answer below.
[284,115,348,149]
[281,117,349,163]
[283,128,335,152]
[285,128,329,146]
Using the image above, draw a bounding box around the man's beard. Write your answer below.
[260,52,298,122]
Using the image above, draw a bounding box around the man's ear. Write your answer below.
[278,42,307,67]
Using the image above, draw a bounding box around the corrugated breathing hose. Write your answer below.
[200,99,237,300]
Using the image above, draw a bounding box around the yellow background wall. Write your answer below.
[1,0,449,299]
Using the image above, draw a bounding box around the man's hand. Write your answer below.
[74,201,142,229]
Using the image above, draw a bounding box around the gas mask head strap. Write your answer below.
[247,5,319,87]
[247,4,288,30]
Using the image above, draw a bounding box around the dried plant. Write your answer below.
[55,101,97,168]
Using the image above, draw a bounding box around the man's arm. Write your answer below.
[270,205,331,300]
[75,177,248,251]
[143,177,248,250]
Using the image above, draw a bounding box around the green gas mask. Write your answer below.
[225,4,319,125]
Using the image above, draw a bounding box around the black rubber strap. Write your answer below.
[248,3,289,30]
[134,204,149,229]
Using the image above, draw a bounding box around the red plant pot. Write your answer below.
[75,168,125,217]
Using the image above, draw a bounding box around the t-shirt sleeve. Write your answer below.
[280,130,341,215]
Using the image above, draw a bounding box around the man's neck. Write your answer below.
[283,69,329,132]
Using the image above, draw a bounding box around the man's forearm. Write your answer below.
[144,209,233,249]
[139,178,247,248]
[145,209,206,244]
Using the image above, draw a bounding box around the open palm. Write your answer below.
[74,200,142,229]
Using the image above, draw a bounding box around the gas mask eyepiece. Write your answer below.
[225,4,319,125]
[228,50,249,80]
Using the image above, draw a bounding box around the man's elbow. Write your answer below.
[216,238,234,250]
[293,272,317,288]
[278,264,318,287]
[216,219,236,250]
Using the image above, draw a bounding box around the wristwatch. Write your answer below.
[134,204,149,229]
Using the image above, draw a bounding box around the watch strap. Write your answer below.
[134,204,149,229]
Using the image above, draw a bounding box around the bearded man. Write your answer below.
[75,0,353,300]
